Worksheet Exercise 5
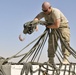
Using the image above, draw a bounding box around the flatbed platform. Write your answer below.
[1,62,76,75]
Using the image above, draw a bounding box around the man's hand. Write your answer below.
[19,33,25,41]
[35,25,38,31]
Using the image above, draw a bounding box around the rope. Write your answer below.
[20,62,33,75]
[4,30,47,63]
[22,62,76,75]
[6,28,76,75]
[31,30,48,62]
[1,26,76,75]
[55,29,76,59]
[0,57,6,75]
[18,29,48,63]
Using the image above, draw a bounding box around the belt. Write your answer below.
[59,26,70,29]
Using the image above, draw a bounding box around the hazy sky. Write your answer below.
[0,0,76,63]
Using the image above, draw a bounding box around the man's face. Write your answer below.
[42,7,51,14]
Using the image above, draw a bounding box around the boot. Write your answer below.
[62,55,69,64]
[48,57,57,69]
[48,57,54,65]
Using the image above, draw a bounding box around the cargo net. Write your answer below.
[1,27,76,75]
[20,62,76,75]
[16,29,76,75]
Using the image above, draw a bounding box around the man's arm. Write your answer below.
[34,18,39,21]
[46,18,60,29]
[33,18,39,31]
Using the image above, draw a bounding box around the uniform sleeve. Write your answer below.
[52,9,60,22]
[35,12,44,20]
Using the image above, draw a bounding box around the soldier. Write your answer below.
[34,2,70,64]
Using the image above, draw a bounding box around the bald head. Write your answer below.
[42,2,51,10]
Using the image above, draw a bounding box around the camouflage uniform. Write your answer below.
[35,7,70,61]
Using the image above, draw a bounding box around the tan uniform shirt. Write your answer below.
[35,7,69,27]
